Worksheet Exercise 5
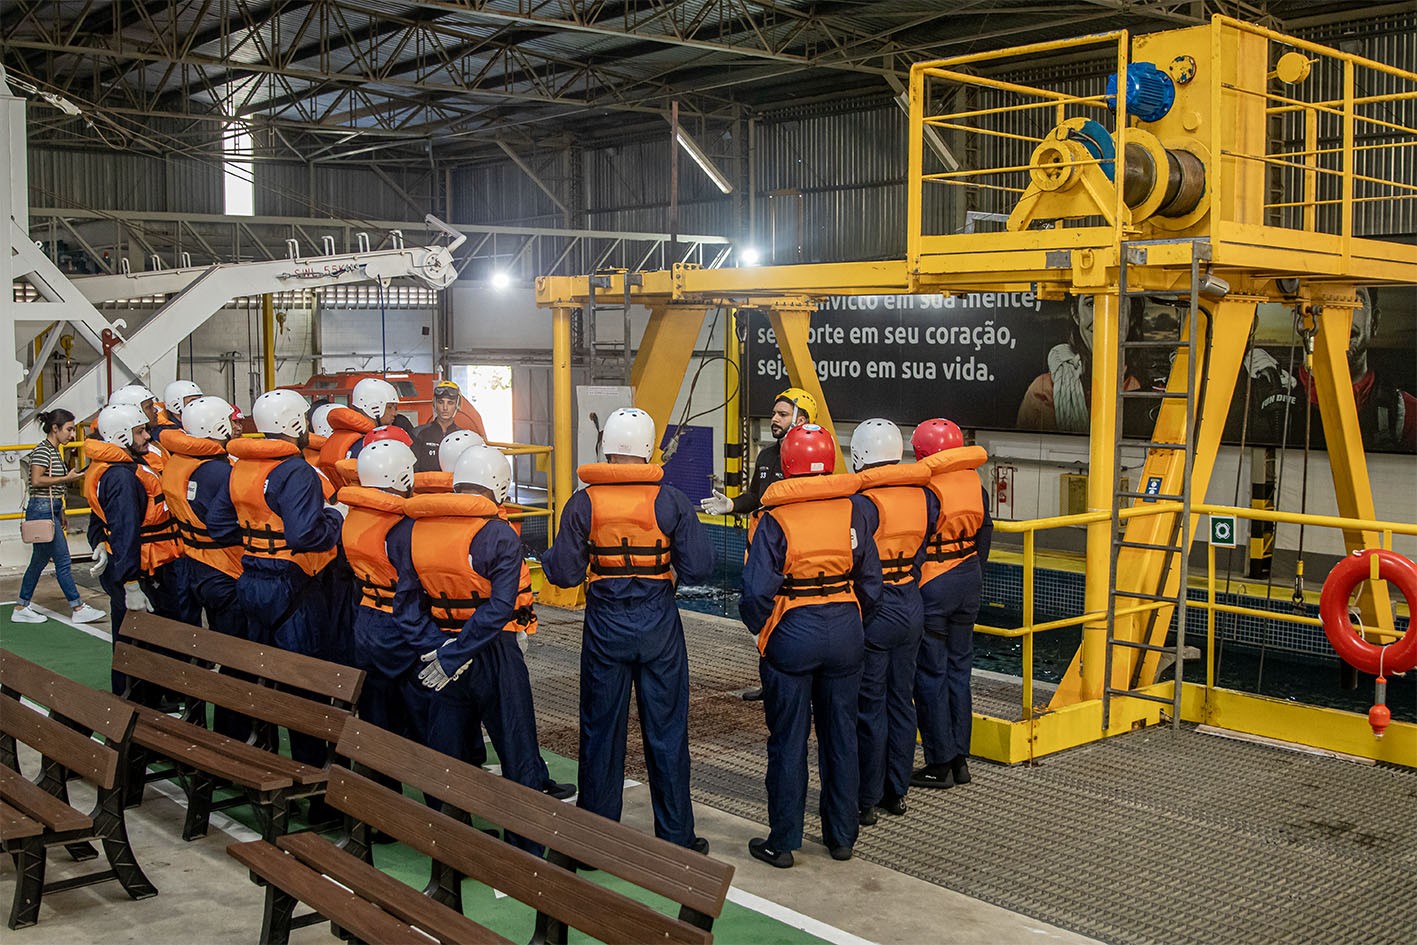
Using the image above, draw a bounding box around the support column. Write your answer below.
[261,294,276,392]
[629,304,708,463]
[551,305,574,534]
[765,300,845,469]
[1077,290,1121,703]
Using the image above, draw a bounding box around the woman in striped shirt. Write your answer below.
[11,409,106,624]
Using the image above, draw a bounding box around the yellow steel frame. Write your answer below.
[534,15,1417,757]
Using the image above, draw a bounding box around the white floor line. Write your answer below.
[7,600,113,643]
[726,887,881,945]
[146,778,262,844]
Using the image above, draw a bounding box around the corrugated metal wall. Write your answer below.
[28,148,223,214]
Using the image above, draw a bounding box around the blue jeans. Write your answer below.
[18,497,81,609]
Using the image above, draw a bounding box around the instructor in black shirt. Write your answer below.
[701,387,817,516]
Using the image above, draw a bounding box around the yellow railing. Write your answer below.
[0,440,91,521]
[980,501,1416,725]
[487,441,554,524]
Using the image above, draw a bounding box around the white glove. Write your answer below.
[516,629,529,654]
[700,489,733,515]
[327,502,349,521]
[124,581,153,613]
[418,642,473,691]
[89,546,109,578]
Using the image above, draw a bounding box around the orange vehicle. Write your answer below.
[283,371,486,436]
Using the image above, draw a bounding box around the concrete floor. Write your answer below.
[1,569,1097,945]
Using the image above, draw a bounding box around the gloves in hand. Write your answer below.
[418,642,473,691]
[124,581,153,613]
[328,502,349,521]
[89,546,109,578]
[516,629,529,655]
[700,489,733,516]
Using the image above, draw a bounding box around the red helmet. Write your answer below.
[780,424,837,477]
[364,424,413,448]
[911,418,963,459]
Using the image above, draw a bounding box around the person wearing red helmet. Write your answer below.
[740,423,882,869]
[909,419,993,790]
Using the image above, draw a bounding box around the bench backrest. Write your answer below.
[0,649,136,790]
[121,612,364,706]
[113,643,351,742]
[337,719,733,921]
[325,767,713,945]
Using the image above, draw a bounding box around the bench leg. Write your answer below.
[258,885,297,945]
[7,842,46,929]
[259,797,290,843]
[123,747,150,808]
[95,787,158,900]
[422,860,463,914]
[183,772,217,841]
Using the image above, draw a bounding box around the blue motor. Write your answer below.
[1106,61,1176,123]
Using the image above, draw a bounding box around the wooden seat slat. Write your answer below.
[228,840,431,945]
[0,650,136,745]
[0,769,93,834]
[277,832,515,945]
[141,713,325,785]
[115,644,349,741]
[123,613,364,705]
[0,698,119,789]
[0,801,45,842]
[131,721,292,793]
[326,769,713,945]
[339,719,733,917]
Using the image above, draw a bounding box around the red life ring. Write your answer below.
[1319,549,1417,677]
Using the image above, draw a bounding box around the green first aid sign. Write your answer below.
[1209,515,1238,547]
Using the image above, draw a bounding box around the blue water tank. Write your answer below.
[1106,62,1176,123]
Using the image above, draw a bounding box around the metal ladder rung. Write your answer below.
[1104,689,1178,707]
[1120,340,1184,349]
[1120,390,1189,400]
[1111,589,1185,604]
[1113,539,1185,553]
[1106,638,1177,654]
[1115,490,1187,502]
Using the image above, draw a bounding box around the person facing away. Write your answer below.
[542,406,714,853]
[739,423,882,870]
[12,408,105,626]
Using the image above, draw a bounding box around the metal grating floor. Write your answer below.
[526,607,1417,945]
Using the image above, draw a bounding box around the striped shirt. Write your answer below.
[27,440,69,500]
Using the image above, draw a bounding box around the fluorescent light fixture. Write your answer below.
[738,246,762,267]
[675,128,733,195]
[490,271,512,290]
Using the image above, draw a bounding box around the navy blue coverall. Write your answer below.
[915,486,994,768]
[740,494,883,854]
[542,483,713,848]
[185,456,251,738]
[395,516,550,852]
[88,463,184,692]
[235,455,343,764]
[858,487,939,811]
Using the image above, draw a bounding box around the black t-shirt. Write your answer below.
[412,419,464,472]
[730,441,783,513]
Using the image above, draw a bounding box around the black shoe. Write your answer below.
[741,687,764,702]
[951,755,972,786]
[830,845,854,861]
[748,838,793,869]
[690,837,710,855]
[909,764,955,789]
[542,779,577,800]
[858,806,879,827]
[878,794,907,816]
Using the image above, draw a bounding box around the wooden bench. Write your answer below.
[114,612,365,842]
[229,717,735,945]
[0,649,157,929]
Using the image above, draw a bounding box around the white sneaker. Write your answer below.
[10,605,45,624]
[70,603,106,624]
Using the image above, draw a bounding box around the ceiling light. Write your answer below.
[738,246,762,267]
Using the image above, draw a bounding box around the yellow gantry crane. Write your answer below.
[537,16,1416,757]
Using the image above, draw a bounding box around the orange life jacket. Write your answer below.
[319,408,376,490]
[413,471,452,494]
[144,442,167,470]
[405,493,536,634]
[334,458,359,488]
[341,487,407,613]
[303,435,326,468]
[857,464,931,586]
[83,440,181,573]
[157,429,244,580]
[227,437,338,576]
[755,473,863,654]
[920,446,988,584]
[578,463,673,583]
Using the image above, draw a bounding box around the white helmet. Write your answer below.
[601,407,655,460]
[851,418,904,472]
[182,396,234,440]
[351,377,399,421]
[453,444,512,504]
[110,384,156,410]
[437,429,486,472]
[97,404,148,448]
[163,380,203,418]
[310,403,338,438]
[356,439,417,492]
[252,389,309,437]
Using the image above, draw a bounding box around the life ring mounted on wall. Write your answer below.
[1319,549,1417,737]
